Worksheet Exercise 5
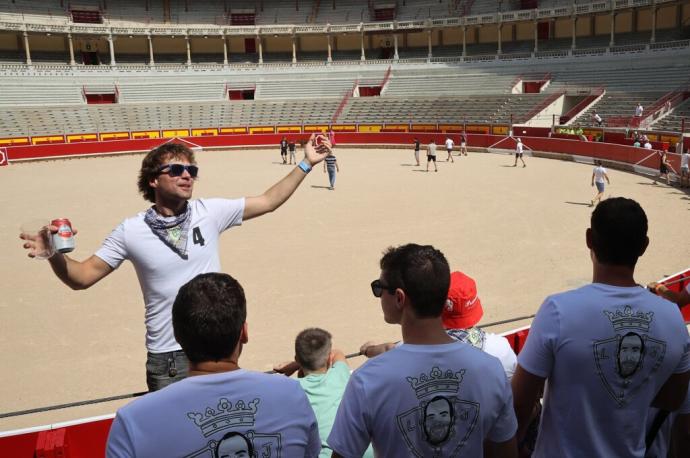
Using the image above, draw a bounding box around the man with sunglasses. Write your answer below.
[328,244,517,458]
[20,136,331,391]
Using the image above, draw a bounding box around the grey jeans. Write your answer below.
[146,350,189,392]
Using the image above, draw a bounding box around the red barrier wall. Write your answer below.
[3,133,681,172]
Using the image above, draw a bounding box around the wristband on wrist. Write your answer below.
[298,160,312,174]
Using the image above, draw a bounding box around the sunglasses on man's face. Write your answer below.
[371,279,396,298]
[157,163,199,178]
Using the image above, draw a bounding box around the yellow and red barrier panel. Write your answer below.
[382,124,408,132]
[276,126,301,134]
[410,124,437,132]
[32,135,65,145]
[0,137,30,146]
[132,131,160,139]
[191,128,218,136]
[358,124,383,133]
[219,127,248,134]
[162,129,190,138]
[66,133,98,143]
[249,126,275,134]
[100,132,131,141]
[303,125,329,133]
[331,124,356,132]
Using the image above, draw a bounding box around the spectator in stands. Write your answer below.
[274,328,374,458]
[426,139,438,172]
[360,270,517,380]
[459,132,468,156]
[590,160,610,207]
[512,197,690,458]
[288,138,297,165]
[654,150,671,185]
[644,139,653,149]
[19,137,331,391]
[513,138,526,167]
[106,272,321,457]
[635,103,644,117]
[680,148,689,188]
[592,110,603,127]
[280,136,289,164]
[323,151,339,190]
[328,244,518,457]
[413,137,421,166]
[444,136,455,163]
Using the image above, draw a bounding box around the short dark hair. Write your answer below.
[138,143,196,203]
[294,328,332,372]
[590,198,647,268]
[379,244,450,318]
[173,273,246,364]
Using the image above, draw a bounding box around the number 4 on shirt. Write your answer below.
[192,227,205,246]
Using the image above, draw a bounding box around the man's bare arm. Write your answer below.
[652,371,690,411]
[484,437,518,458]
[244,134,330,221]
[48,254,113,290]
[511,365,545,444]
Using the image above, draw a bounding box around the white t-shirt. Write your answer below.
[594,113,602,122]
[644,142,652,149]
[106,369,321,458]
[593,166,607,183]
[446,328,517,380]
[427,143,437,156]
[445,139,454,150]
[636,105,644,116]
[681,152,689,168]
[328,342,517,457]
[518,283,690,458]
[516,142,524,154]
[96,198,245,353]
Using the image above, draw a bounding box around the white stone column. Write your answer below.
[23,31,31,65]
[462,26,466,57]
[427,29,432,58]
[327,34,332,62]
[393,33,398,60]
[571,16,576,49]
[533,21,538,53]
[360,31,365,61]
[147,34,155,66]
[185,35,191,65]
[292,35,297,63]
[67,33,75,65]
[222,34,228,66]
[650,7,657,44]
[108,33,116,66]
[497,23,502,55]
[257,35,263,64]
[609,12,615,47]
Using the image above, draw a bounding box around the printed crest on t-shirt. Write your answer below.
[395,367,479,457]
[593,306,666,407]
[180,397,283,457]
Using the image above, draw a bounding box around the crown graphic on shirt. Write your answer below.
[406,367,465,399]
[187,398,260,437]
[604,305,653,332]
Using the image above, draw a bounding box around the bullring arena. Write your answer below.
[0,0,690,455]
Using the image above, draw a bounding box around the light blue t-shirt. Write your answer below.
[519,283,690,458]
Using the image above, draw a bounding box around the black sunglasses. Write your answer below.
[157,163,199,178]
[371,279,396,298]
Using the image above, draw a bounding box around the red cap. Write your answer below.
[442,271,483,329]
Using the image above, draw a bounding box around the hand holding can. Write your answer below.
[20,219,56,260]
[51,218,76,254]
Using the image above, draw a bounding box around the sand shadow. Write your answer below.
[310,185,332,190]
[412,169,436,173]
[565,201,593,206]
[636,182,658,186]
[500,165,518,168]
[400,163,416,167]
[271,161,289,165]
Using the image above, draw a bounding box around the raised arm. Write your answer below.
[243,134,330,221]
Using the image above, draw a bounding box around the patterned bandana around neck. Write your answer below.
[144,203,192,258]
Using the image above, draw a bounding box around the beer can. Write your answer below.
[51,218,75,254]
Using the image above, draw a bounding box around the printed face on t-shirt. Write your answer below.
[617,333,643,378]
[216,433,252,458]
[423,396,454,445]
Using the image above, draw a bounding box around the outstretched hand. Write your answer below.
[304,133,331,166]
[19,222,78,259]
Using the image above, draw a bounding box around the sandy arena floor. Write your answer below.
[1,146,688,431]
